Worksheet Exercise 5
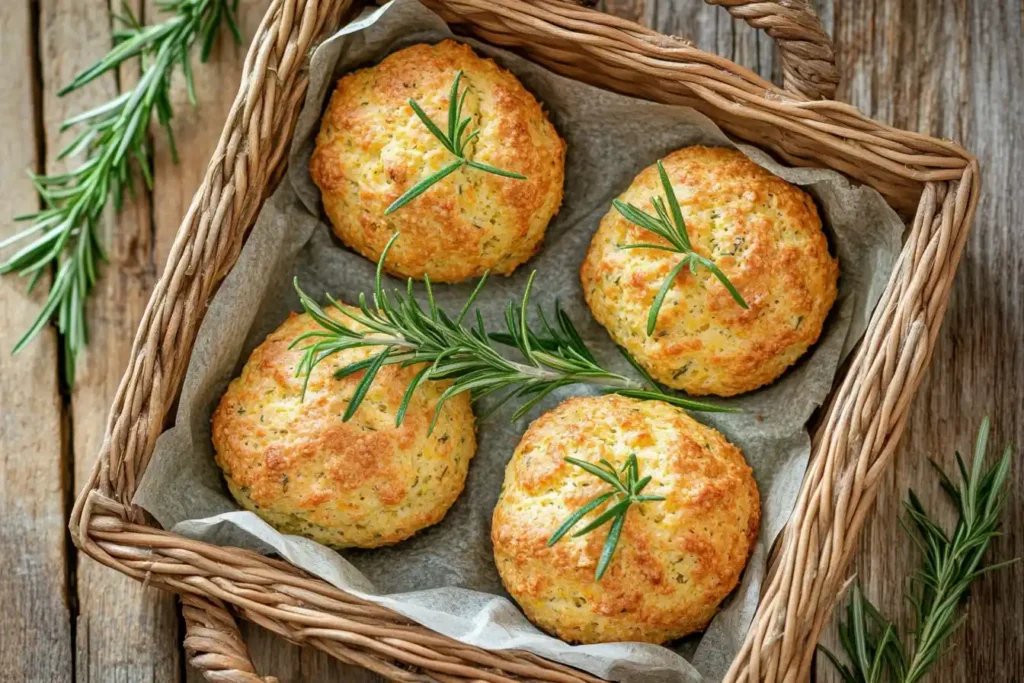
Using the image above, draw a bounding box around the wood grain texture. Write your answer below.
[36,0,183,680]
[0,2,73,681]
[144,0,259,267]
[815,0,1024,681]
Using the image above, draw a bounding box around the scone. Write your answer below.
[212,310,476,548]
[310,40,565,282]
[492,394,759,644]
[581,146,838,396]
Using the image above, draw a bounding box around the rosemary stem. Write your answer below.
[370,333,638,390]
[1,0,240,382]
[587,374,640,391]
[903,531,984,683]
[366,335,414,348]
[293,236,731,424]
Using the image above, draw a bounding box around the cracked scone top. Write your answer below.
[212,310,476,549]
[310,40,565,282]
[581,146,839,397]
[492,395,760,645]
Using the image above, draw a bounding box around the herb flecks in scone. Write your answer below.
[582,146,838,397]
[212,308,477,549]
[310,40,565,282]
[492,394,760,644]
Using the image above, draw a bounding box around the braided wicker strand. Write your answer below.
[183,594,280,683]
[68,1,980,681]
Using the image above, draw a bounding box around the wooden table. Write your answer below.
[1,1,1019,681]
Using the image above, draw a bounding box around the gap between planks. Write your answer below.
[0,0,71,677]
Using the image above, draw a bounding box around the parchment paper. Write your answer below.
[134,1,904,680]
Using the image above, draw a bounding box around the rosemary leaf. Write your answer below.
[547,491,615,547]
[647,258,689,336]
[657,160,688,248]
[384,159,463,215]
[292,234,733,430]
[465,160,527,179]
[563,457,629,494]
[596,510,627,580]
[0,0,241,384]
[614,159,748,337]
[818,417,1015,683]
[409,98,455,156]
[386,70,526,214]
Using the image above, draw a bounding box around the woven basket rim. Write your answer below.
[68,1,981,682]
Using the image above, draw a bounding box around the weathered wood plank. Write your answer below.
[36,0,183,680]
[144,0,263,267]
[643,0,777,84]
[0,1,74,681]
[817,0,1024,681]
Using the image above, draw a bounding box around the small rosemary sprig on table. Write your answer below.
[0,0,241,384]
[613,160,748,335]
[547,454,664,580]
[385,70,526,215]
[819,417,1015,683]
[291,234,730,428]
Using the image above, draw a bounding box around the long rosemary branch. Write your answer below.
[291,233,732,429]
[0,0,241,384]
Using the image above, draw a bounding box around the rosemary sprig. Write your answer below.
[385,70,526,215]
[547,454,664,580]
[0,0,241,384]
[613,160,748,335]
[819,417,1015,683]
[291,234,731,429]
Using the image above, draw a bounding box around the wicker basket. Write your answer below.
[69,0,980,681]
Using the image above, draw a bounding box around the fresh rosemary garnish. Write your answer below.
[547,454,664,580]
[613,160,748,335]
[385,70,526,215]
[819,417,1015,683]
[0,0,241,384]
[291,234,730,428]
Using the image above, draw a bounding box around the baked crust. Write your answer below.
[212,310,476,548]
[581,146,838,396]
[492,395,760,644]
[310,40,565,282]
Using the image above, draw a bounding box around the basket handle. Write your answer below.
[182,594,278,683]
[585,0,836,100]
[706,0,838,99]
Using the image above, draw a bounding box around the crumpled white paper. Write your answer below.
[134,1,904,680]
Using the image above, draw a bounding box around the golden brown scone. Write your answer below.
[581,146,838,396]
[310,40,565,282]
[492,395,759,645]
[212,310,476,548]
